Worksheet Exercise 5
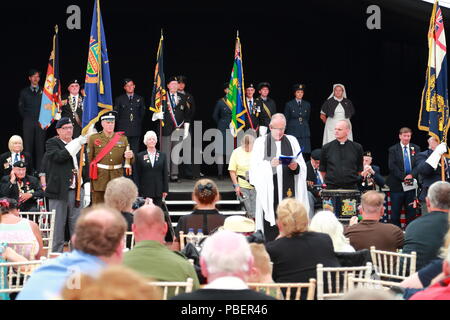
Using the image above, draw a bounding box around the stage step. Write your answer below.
[169,210,246,216]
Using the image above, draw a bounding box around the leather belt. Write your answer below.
[97,164,123,170]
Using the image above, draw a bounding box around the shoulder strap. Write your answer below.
[89,132,124,180]
[262,102,272,118]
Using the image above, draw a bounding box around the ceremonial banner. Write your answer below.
[419,0,450,144]
[225,35,247,137]
[150,32,167,127]
[82,0,113,135]
[38,26,61,129]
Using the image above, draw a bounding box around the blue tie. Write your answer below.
[315,169,321,184]
[249,100,253,113]
[403,146,411,175]
[14,153,19,164]
[170,94,176,110]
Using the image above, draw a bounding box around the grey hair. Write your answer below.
[427,181,450,210]
[269,113,286,126]
[143,130,158,145]
[201,230,253,275]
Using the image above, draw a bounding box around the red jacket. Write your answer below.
[410,276,450,300]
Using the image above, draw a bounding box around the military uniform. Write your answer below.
[87,131,133,204]
[212,96,233,177]
[61,94,84,138]
[245,95,261,131]
[0,161,44,211]
[284,99,311,154]
[114,93,145,154]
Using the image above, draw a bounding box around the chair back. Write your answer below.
[147,277,194,300]
[316,262,373,300]
[347,275,400,291]
[369,246,417,281]
[20,210,56,257]
[124,231,135,250]
[247,279,316,300]
[335,249,371,267]
[6,241,37,260]
[179,231,208,250]
[0,260,44,294]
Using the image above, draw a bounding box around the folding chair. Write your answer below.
[370,246,417,281]
[247,279,316,300]
[0,260,44,294]
[147,277,194,300]
[20,210,56,258]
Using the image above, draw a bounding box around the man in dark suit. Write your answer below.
[152,76,191,182]
[114,78,146,155]
[255,82,276,136]
[45,117,89,252]
[358,151,385,192]
[18,69,46,171]
[386,127,421,228]
[284,84,311,158]
[170,230,275,301]
[306,149,323,216]
[177,75,200,179]
[415,137,449,214]
[402,181,450,270]
[136,130,168,208]
[244,83,260,132]
[60,79,84,138]
[0,161,44,211]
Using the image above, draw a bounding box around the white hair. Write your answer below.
[309,210,351,252]
[143,130,158,145]
[427,181,450,210]
[269,113,286,126]
[201,230,253,275]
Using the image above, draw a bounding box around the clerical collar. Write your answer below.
[338,139,348,145]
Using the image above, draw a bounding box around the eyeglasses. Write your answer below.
[270,127,285,131]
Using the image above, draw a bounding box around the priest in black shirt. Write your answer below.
[319,120,363,189]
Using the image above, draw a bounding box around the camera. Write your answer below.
[132,197,146,210]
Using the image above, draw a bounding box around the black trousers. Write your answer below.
[23,118,45,170]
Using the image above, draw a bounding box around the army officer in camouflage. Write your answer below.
[87,111,134,204]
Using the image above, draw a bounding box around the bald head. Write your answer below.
[334,120,350,141]
[132,205,167,242]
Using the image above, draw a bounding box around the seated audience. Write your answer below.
[17,205,127,300]
[221,215,256,236]
[104,177,138,231]
[309,210,355,252]
[266,198,340,285]
[403,181,450,270]
[175,179,226,238]
[61,265,162,300]
[0,198,43,259]
[171,230,276,300]
[123,204,200,292]
[0,135,34,178]
[410,246,450,300]
[344,191,403,251]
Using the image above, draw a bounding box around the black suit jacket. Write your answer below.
[160,92,191,136]
[114,94,146,137]
[386,143,421,192]
[415,149,450,200]
[255,96,277,128]
[44,137,89,201]
[0,174,44,211]
[0,151,34,177]
[170,288,276,300]
[61,94,84,138]
[135,150,168,198]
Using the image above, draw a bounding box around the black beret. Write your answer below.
[177,75,187,83]
[123,78,134,86]
[311,149,322,160]
[293,83,305,92]
[101,110,118,121]
[363,151,372,157]
[258,82,271,90]
[56,117,72,129]
[246,83,255,89]
[28,69,41,77]
[167,76,179,83]
[13,160,26,168]
[68,79,80,86]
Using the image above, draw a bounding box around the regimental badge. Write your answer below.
[341,199,357,216]
[94,139,102,147]
[4,162,10,169]
[143,154,149,161]
[286,188,293,198]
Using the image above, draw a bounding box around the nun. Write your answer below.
[320,84,355,145]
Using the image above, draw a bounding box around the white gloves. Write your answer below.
[152,112,164,121]
[54,112,61,121]
[86,125,97,137]
[183,123,190,140]
[77,135,88,145]
[83,182,91,208]
[259,126,268,136]
[65,137,83,157]
[426,142,448,169]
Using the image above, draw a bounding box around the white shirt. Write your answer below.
[69,94,79,109]
[203,276,248,290]
[148,151,156,167]
[11,152,21,164]
[169,92,178,107]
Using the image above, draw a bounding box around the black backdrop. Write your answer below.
[2,0,449,175]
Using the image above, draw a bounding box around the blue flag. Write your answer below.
[419,1,450,144]
[38,26,61,129]
[82,0,113,135]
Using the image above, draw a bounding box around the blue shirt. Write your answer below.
[17,250,106,300]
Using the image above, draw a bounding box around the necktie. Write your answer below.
[32,88,37,94]
[315,169,321,184]
[14,153,19,164]
[129,95,133,102]
[403,146,411,175]
[171,94,176,110]
[298,100,301,107]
